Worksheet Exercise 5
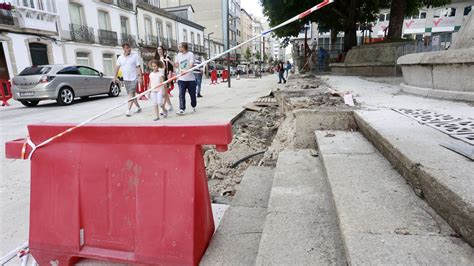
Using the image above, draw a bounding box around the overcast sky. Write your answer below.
[241,0,265,19]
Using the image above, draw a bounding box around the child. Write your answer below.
[148,59,167,121]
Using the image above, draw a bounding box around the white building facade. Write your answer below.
[58,0,138,77]
[0,0,62,79]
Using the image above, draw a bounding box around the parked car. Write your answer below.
[11,65,120,107]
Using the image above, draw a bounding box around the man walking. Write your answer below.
[114,42,143,117]
[193,55,204,97]
[174,43,196,115]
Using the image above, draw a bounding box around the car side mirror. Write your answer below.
[99,72,104,77]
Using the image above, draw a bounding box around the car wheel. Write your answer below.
[20,100,39,107]
[108,82,120,97]
[57,87,75,106]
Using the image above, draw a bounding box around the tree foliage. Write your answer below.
[244,47,252,62]
[261,0,452,51]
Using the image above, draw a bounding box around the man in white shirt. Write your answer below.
[114,42,143,117]
[174,42,196,115]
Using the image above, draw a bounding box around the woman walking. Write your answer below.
[277,62,286,84]
[154,45,174,113]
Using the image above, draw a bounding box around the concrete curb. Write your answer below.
[400,83,474,102]
[354,110,474,247]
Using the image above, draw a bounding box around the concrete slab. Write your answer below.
[354,109,474,246]
[316,131,376,155]
[231,166,274,208]
[256,149,346,265]
[267,149,333,215]
[200,206,267,266]
[345,233,474,265]
[316,130,474,263]
[256,212,346,266]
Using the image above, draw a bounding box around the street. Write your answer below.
[0,74,277,256]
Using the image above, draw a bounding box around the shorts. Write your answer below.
[123,80,138,94]
[150,91,163,106]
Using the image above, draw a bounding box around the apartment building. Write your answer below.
[240,8,253,63]
[160,0,242,63]
[0,0,62,79]
[57,0,138,76]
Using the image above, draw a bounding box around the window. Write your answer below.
[434,9,441,18]
[386,13,390,21]
[57,66,79,75]
[76,52,90,66]
[98,11,110,30]
[379,14,385,22]
[464,6,472,16]
[420,12,427,19]
[120,16,129,35]
[197,34,201,45]
[78,66,100,76]
[145,18,152,37]
[183,29,187,42]
[444,8,456,17]
[102,54,114,76]
[69,2,84,25]
[22,0,35,8]
[166,23,173,40]
[156,20,163,37]
[191,32,195,44]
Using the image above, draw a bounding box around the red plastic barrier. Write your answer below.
[221,70,228,82]
[136,73,149,100]
[210,70,218,85]
[5,122,233,265]
[0,79,12,106]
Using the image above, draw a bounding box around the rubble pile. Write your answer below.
[205,107,282,204]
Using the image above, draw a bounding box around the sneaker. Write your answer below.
[126,110,131,117]
[168,106,174,112]
[197,94,203,98]
[176,109,185,115]
[135,108,142,113]
[193,107,196,113]
[162,110,168,118]
[153,117,160,121]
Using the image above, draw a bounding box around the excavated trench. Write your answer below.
[205,74,357,204]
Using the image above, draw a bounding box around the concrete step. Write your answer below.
[256,149,346,265]
[354,109,474,246]
[316,130,474,264]
[200,166,274,265]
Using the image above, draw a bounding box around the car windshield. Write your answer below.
[19,66,51,76]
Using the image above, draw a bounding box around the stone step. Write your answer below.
[316,130,474,264]
[255,149,346,265]
[200,166,274,265]
[354,109,474,246]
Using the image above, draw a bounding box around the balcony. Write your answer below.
[69,24,95,44]
[117,0,134,11]
[159,37,170,49]
[121,33,137,47]
[98,29,118,46]
[144,35,158,46]
[14,6,59,33]
[0,5,14,26]
[170,39,178,50]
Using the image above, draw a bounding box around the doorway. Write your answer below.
[0,43,10,80]
[29,43,49,66]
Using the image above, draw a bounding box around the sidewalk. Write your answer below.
[101,75,277,124]
[324,75,473,118]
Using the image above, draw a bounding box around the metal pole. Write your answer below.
[227,10,231,88]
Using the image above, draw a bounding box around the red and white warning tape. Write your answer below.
[21,0,334,160]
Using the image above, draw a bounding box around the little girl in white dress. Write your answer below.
[148,59,167,121]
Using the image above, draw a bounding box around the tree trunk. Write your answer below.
[387,0,407,40]
[343,0,358,52]
[330,28,338,51]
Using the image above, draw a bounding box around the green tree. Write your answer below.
[244,47,252,62]
[263,53,268,63]
[255,50,261,62]
[261,0,387,51]
[268,56,274,65]
[387,0,451,40]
